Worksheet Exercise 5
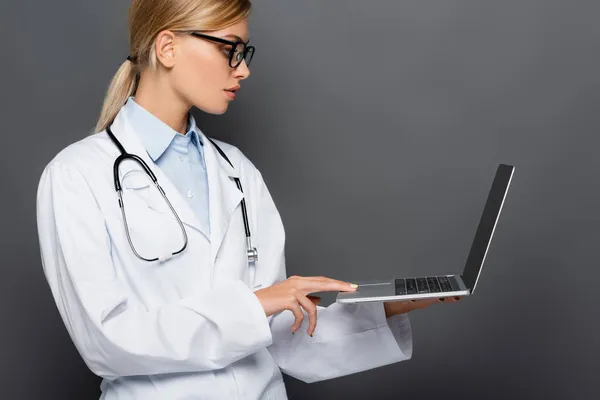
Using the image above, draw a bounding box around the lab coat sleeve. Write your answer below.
[252,169,413,384]
[36,161,273,379]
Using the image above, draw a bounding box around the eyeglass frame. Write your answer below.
[173,31,255,68]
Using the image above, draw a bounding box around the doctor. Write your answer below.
[36,0,458,399]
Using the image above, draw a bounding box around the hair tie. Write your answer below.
[126,55,134,63]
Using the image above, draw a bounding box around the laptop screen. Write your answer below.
[461,164,514,291]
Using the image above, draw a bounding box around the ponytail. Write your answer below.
[94,0,252,134]
[94,59,138,133]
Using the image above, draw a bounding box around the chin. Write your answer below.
[198,102,230,115]
[214,103,230,115]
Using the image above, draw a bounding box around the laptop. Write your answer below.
[336,163,515,304]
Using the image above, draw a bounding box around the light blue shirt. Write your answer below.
[123,96,210,237]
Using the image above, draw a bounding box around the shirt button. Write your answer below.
[187,190,194,198]
[178,156,184,162]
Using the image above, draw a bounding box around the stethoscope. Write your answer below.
[106,123,258,265]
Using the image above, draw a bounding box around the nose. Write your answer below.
[234,59,251,80]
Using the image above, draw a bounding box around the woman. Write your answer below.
[36,0,457,398]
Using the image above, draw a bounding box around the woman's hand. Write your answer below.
[254,276,358,336]
[384,296,463,318]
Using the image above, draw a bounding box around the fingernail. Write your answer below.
[350,283,359,289]
[309,333,313,337]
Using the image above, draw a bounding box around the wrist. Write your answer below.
[384,301,409,318]
[384,302,392,318]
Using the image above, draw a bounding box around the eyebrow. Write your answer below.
[223,34,250,44]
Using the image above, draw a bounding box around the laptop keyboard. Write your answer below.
[395,276,459,295]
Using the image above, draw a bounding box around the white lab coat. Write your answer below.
[36,105,413,400]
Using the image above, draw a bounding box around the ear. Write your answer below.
[154,30,178,68]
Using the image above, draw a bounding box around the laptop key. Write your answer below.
[427,277,441,292]
[406,278,417,294]
[416,277,430,293]
[438,276,452,292]
[435,277,448,292]
[395,279,407,295]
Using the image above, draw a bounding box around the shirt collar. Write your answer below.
[123,96,204,161]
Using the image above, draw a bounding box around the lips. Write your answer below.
[224,90,237,100]
[224,85,240,101]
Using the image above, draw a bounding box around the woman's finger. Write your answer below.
[299,276,357,294]
[286,298,305,334]
[296,293,318,336]
[410,298,438,308]
[420,298,439,306]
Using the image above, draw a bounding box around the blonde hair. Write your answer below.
[94,0,252,133]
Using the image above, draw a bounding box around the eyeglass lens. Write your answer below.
[231,43,254,67]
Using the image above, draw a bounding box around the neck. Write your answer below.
[133,70,190,135]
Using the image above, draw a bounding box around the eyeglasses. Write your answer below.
[183,31,255,68]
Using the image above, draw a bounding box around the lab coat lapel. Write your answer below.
[110,108,209,239]
[200,133,244,265]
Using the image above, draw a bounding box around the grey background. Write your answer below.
[0,0,597,398]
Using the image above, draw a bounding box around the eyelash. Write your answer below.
[221,42,246,59]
